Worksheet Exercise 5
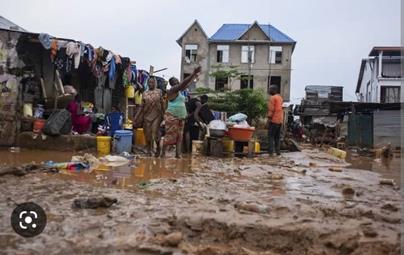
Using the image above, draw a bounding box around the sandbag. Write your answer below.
[43,109,72,136]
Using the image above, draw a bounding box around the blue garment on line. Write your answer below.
[108,56,116,81]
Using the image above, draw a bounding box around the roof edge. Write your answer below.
[356,59,367,93]
[176,20,208,47]
[237,21,270,41]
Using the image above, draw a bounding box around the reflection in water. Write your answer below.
[0,148,76,166]
[346,151,400,185]
[55,157,194,189]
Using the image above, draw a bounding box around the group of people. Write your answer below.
[138,66,213,158]
[66,65,285,158]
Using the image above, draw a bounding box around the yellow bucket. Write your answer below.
[96,136,111,156]
[255,142,260,153]
[125,86,135,98]
[135,128,146,145]
[222,138,234,153]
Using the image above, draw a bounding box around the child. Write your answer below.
[105,106,124,136]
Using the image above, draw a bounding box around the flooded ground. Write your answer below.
[346,151,401,185]
[0,148,401,254]
[0,148,76,166]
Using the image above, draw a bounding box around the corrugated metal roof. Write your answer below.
[0,15,27,32]
[209,23,295,43]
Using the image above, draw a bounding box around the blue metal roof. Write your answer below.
[209,23,295,43]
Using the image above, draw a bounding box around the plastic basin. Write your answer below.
[228,127,255,142]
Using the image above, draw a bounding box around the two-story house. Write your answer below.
[177,20,296,101]
[356,46,402,103]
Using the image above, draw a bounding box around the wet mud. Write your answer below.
[0,149,401,254]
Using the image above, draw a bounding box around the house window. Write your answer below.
[185,44,198,63]
[268,76,281,94]
[241,45,255,63]
[382,58,401,78]
[217,45,229,63]
[240,75,254,89]
[269,46,282,64]
[215,77,228,91]
[380,86,400,103]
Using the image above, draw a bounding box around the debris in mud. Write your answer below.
[309,162,317,167]
[329,167,343,172]
[270,173,283,180]
[381,203,399,212]
[287,167,307,174]
[379,178,396,186]
[342,186,355,197]
[72,196,118,209]
[160,231,183,247]
[0,164,43,176]
[235,202,269,213]
[362,225,378,238]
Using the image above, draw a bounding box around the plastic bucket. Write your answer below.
[135,128,146,145]
[222,138,234,153]
[114,130,133,154]
[125,86,135,98]
[33,119,46,133]
[255,142,260,153]
[192,140,204,155]
[97,136,111,156]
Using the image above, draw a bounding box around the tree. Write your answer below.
[207,89,267,125]
[209,64,243,91]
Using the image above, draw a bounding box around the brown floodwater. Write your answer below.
[0,148,76,166]
[346,151,401,185]
[0,148,195,189]
[52,157,194,189]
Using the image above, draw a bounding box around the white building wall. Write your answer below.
[359,56,402,103]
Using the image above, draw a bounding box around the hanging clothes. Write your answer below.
[108,56,116,81]
[50,40,58,62]
[66,42,81,69]
[55,48,73,73]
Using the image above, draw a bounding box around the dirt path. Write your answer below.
[0,149,401,254]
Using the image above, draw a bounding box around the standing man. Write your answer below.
[267,85,284,156]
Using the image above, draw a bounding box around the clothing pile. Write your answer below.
[37,33,154,95]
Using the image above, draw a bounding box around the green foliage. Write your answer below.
[208,89,267,125]
[209,64,244,80]
[195,87,214,94]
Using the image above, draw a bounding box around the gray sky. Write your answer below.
[1,0,401,103]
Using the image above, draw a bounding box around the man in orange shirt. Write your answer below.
[267,85,284,156]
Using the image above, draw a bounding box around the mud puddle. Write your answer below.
[0,150,401,254]
[0,148,78,166]
[49,157,194,189]
[346,151,400,185]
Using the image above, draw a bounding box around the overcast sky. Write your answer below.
[1,0,401,103]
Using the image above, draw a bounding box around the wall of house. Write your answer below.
[180,23,209,88]
[0,30,22,146]
[358,59,377,102]
[359,57,402,103]
[207,42,293,101]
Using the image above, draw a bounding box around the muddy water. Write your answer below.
[346,152,401,185]
[0,149,401,254]
[0,148,76,166]
[52,157,194,189]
